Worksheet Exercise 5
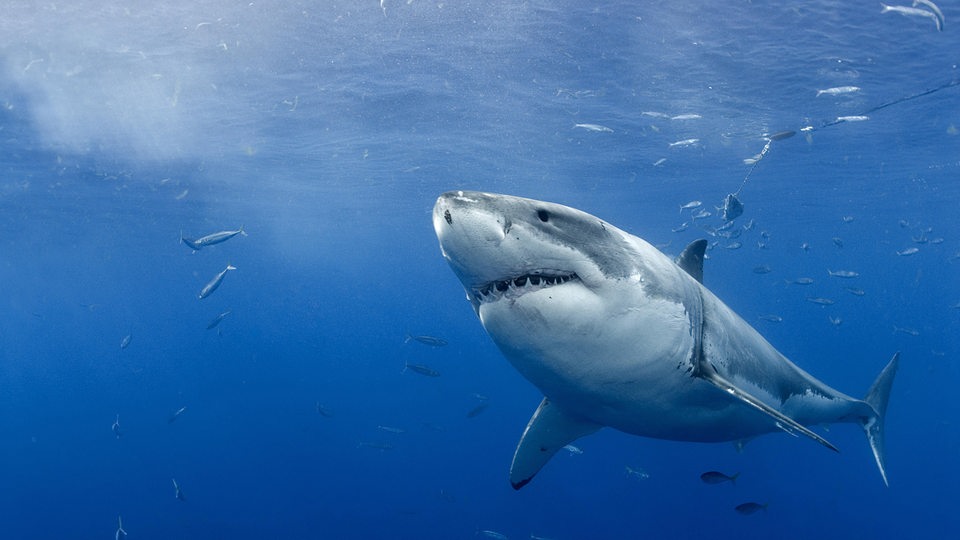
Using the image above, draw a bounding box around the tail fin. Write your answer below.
[180,230,201,251]
[861,352,900,486]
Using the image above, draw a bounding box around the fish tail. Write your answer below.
[227,264,237,271]
[860,352,900,487]
[880,3,891,13]
[730,472,740,485]
[240,225,248,237]
[180,230,200,251]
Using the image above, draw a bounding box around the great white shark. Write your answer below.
[432,191,899,490]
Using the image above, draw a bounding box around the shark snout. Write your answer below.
[433,192,509,246]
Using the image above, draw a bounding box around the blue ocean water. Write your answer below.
[1,1,958,538]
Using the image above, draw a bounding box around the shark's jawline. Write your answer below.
[433,191,898,489]
[472,272,580,304]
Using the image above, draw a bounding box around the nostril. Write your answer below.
[444,209,452,225]
[537,209,549,222]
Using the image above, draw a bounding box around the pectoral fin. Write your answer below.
[509,398,600,490]
[699,369,839,452]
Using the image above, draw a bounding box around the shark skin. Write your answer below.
[432,191,899,490]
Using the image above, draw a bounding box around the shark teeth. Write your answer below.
[473,272,579,304]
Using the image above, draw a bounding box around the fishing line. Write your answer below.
[818,78,960,129]
[723,77,960,221]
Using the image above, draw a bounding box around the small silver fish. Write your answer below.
[574,123,613,133]
[168,406,187,424]
[752,265,772,274]
[806,297,836,306]
[119,334,132,350]
[478,530,509,540]
[767,130,796,141]
[404,334,448,347]
[758,314,783,323]
[716,220,737,233]
[181,227,246,251]
[679,200,703,213]
[897,247,920,256]
[206,310,231,330]
[403,362,440,377]
[845,287,866,296]
[198,265,237,299]
[669,138,700,147]
[116,516,127,540]
[893,326,919,336]
[816,86,861,97]
[562,444,583,455]
[316,403,334,417]
[377,425,406,434]
[790,277,815,285]
[735,502,768,515]
[829,316,843,326]
[671,113,702,120]
[836,115,870,122]
[466,402,489,418]
[358,442,394,450]
[828,269,859,278]
[172,478,185,501]
[625,465,650,479]
[700,471,739,484]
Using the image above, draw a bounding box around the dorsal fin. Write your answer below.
[675,239,707,283]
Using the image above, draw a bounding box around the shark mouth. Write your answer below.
[472,272,580,304]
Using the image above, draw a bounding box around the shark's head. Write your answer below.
[432,191,697,404]
[433,191,639,311]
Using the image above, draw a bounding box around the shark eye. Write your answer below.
[537,209,550,222]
